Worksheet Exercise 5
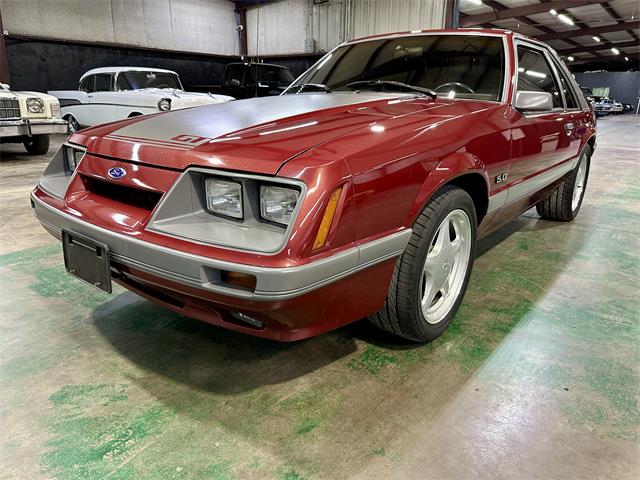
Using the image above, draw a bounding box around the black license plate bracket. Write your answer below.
[62,230,112,293]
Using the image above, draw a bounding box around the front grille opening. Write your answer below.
[81,174,163,211]
[112,269,186,308]
[0,98,20,119]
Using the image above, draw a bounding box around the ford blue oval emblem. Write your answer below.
[108,167,126,179]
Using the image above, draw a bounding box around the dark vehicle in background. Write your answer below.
[221,63,295,99]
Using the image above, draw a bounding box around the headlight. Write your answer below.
[50,102,61,118]
[158,98,171,111]
[64,145,85,172]
[260,185,299,226]
[26,97,44,113]
[205,178,243,219]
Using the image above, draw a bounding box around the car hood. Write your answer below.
[0,89,59,102]
[77,93,461,175]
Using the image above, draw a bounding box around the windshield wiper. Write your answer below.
[345,80,436,98]
[288,83,332,94]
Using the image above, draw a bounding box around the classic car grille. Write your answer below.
[0,98,21,119]
[81,175,163,211]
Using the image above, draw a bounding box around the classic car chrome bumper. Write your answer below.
[31,191,411,301]
[0,118,67,137]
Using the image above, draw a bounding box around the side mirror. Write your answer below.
[229,79,241,87]
[515,91,553,112]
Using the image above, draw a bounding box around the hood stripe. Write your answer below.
[110,93,397,146]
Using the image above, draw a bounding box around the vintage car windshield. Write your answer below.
[116,71,183,91]
[252,66,295,84]
[289,34,505,101]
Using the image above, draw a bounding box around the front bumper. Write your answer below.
[1,118,68,137]
[31,190,410,340]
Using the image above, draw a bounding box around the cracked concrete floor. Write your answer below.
[1,115,638,479]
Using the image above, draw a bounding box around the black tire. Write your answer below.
[536,145,591,221]
[23,135,50,155]
[369,186,477,342]
[66,116,80,133]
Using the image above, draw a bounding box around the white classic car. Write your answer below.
[49,67,234,132]
[0,83,67,154]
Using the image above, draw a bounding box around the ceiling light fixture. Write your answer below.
[625,56,629,61]
[557,13,574,25]
[611,48,620,55]
[592,36,601,42]
[549,9,558,15]
[567,56,575,61]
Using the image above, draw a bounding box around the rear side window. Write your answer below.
[555,64,579,109]
[516,46,563,109]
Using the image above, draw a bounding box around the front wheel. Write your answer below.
[66,116,80,133]
[536,145,591,221]
[369,186,477,342]
[23,135,50,155]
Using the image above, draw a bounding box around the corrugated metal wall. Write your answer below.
[246,0,308,56]
[0,0,240,56]
[350,0,446,39]
[246,0,446,56]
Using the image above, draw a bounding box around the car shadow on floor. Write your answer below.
[93,209,582,396]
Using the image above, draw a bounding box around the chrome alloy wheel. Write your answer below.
[571,157,588,211]
[420,209,472,324]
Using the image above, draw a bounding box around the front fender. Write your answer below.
[406,151,489,226]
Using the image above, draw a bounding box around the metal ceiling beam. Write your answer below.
[535,21,640,41]
[460,0,607,27]
[570,53,637,64]
[558,40,639,56]
[600,1,640,43]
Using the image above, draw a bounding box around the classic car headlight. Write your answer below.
[50,102,61,118]
[260,185,299,226]
[158,98,171,111]
[27,97,45,113]
[64,145,85,172]
[205,178,243,219]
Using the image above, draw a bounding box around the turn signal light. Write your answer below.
[221,271,257,290]
[312,186,343,250]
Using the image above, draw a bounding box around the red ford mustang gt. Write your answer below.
[32,29,595,342]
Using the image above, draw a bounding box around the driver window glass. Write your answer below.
[225,65,244,86]
[93,74,112,92]
[516,46,563,108]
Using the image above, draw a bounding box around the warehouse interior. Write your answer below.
[1,1,639,479]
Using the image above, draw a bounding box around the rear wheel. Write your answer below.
[536,145,591,221]
[23,135,50,155]
[369,186,477,342]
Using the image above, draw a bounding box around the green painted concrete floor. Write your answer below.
[1,115,638,479]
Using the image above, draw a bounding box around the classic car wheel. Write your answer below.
[536,144,591,221]
[66,116,80,133]
[370,186,477,342]
[23,135,50,155]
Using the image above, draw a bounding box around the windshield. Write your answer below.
[252,65,294,84]
[289,34,505,101]
[116,71,183,90]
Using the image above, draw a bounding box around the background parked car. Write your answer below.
[0,83,67,154]
[190,63,295,99]
[49,67,234,132]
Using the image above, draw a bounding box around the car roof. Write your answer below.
[80,67,178,80]
[346,27,517,44]
[227,62,290,69]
